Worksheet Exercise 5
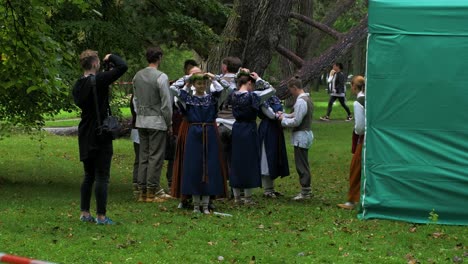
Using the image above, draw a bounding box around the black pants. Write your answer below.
[326,96,351,117]
[132,142,139,185]
[218,124,232,174]
[80,143,113,215]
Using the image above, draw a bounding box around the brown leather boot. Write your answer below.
[145,187,156,203]
[137,186,147,202]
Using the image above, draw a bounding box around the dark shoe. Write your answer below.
[80,215,96,223]
[263,192,277,198]
[208,202,216,211]
[233,197,242,205]
[243,197,257,205]
[320,116,330,121]
[273,191,284,197]
[96,216,116,225]
[345,115,353,121]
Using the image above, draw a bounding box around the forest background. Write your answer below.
[0,0,368,132]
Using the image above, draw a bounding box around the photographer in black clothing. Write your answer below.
[72,50,127,225]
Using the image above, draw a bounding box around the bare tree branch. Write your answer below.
[305,0,356,56]
[290,12,342,39]
[276,14,368,99]
[275,44,304,68]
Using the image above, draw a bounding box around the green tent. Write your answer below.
[359,0,468,225]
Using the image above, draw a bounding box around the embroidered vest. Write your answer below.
[293,95,313,132]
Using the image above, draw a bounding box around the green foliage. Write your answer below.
[122,0,229,58]
[50,0,228,60]
[0,0,77,132]
[333,1,368,32]
[1,0,230,134]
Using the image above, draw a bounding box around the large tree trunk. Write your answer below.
[205,0,255,72]
[206,0,292,75]
[205,0,367,99]
[295,0,314,58]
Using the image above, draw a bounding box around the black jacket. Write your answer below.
[72,54,128,161]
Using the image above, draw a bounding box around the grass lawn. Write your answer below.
[1,90,466,263]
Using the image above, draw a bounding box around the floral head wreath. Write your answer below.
[236,70,251,79]
[189,73,209,83]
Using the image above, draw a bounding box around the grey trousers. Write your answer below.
[294,146,311,194]
[138,128,166,190]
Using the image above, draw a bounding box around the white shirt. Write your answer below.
[354,91,365,135]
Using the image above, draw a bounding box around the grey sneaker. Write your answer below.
[80,214,96,223]
[292,193,311,201]
[193,206,201,214]
[155,189,173,200]
[202,207,211,215]
[337,202,356,209]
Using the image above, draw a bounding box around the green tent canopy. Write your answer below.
[359,0,468,225]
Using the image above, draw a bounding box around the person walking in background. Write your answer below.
[230,69,276,205]
[338,75,366,210]
[279,76,314,201]
[320,63,353,121]
[72,50,128,224]
[258,94,290,198]
[133,46,173,203]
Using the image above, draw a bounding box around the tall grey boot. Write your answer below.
[192,195,201,213]
[201,196,210,214]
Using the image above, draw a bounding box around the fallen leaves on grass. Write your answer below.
[116,238,137,249]
[405,253,420,264]
[452,256,463,263]
[430,232,445,239]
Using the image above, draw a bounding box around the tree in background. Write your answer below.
[0,0,80,133]
[205,0,368,98]
[0,0,367,132]
[0,0,229,133]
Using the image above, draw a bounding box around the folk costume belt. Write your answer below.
[189,122,216,183]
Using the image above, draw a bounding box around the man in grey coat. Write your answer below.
[133,46,173,202]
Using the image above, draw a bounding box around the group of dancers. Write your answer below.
[131,51,314,214]
[74,47,362,224]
